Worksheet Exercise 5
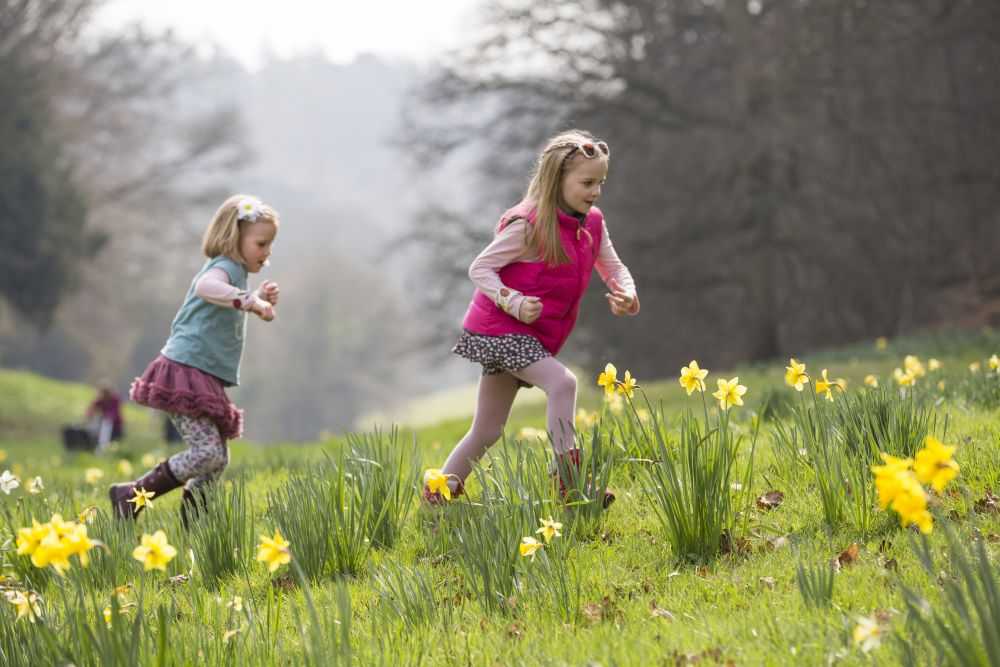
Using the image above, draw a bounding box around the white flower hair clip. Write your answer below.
[236,197,264,222]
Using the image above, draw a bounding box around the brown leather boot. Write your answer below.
[552,448,616,508]
[109,461,183,520]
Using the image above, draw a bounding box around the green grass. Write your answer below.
[0,329,998,665]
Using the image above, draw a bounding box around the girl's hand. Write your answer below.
[519,296,543,324]
[605,279,636,316]
[259,280,280,305]
[253,301,276,322]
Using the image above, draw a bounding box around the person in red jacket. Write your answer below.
[424,129,639,506]
[86,379,124,449]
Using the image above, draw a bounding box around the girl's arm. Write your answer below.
[595,219,640,315]
[195,268,274,321]
[468,220,535,319]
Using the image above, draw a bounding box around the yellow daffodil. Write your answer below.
[712,377,747,410]
[575,408,598,429]
[103,606,113,628]
[912,436,959,492]
[516,427,547,443]
[226,595,243,612]
[864,374,879,388]
[889,475,933,534]
[871,453,914,509]
[16,519,48,557]
[117,460,133,477]
[0,449,6,463]
[814,369,838,401]
[132,530,177,572]
[128,488,156,510]
[928,359,941,372]
[7,591,42,624]
[535,517,563,543]
[875,337,888,350]
[423,468,452,501]
[223,629,240,644]
[970,362,981,373]
[141,453,158,468]
[84,468,105,485]
[853,614,887,652]
[892,367,916,387]
[618,370,637,398]
[597,363,618,395]
[937,379,945,391]
[904,355,926,378]
[679,360,708,395]
[60,523,94,568]
[256,529,291,573]
[78,506,97,523]
[990,354,1000,371]
[519,536,544,559]
[784,358,808,391]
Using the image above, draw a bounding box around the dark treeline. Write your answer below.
[409,0,1000,376]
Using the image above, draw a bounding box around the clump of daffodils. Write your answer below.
[597,363,638,398]
[871,436,959,534]
[16,514,96,574]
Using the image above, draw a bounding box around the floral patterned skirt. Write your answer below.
[452,330,551,387]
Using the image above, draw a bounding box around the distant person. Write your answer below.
[423,130,639,506]
[111,195,281,525]
[86,379,124,451]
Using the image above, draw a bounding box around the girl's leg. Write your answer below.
[166,413,229,482]
[441,372,521,483]
[510,357,578,454]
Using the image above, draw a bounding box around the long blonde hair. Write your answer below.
[201,194,280,262]
[508,129,607,266]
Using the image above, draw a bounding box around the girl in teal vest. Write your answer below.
[424,130,639,506]
[113,195,281,525]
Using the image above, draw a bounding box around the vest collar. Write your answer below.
[557,207,588,230]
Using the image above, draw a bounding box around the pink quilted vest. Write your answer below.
[461,202,603,355]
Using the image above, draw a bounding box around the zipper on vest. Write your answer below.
[576,219,583,241]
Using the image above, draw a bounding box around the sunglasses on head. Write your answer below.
[565,141,610,159]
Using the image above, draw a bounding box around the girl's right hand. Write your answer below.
[253,301,276,322]
[519,296,543,324]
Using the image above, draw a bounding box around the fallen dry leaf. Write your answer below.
[758,577,777,590]
[837,543,859,568]
[756,490,785,510]
[884,558,898,572]
[975,489,999,514]
[582,602,604,623]
[651,602,675,621]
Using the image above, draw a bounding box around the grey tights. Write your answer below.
[441,356,577,483]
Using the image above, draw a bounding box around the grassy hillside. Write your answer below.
[0,329,997,665]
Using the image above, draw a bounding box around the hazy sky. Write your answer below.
[95,0,483,68]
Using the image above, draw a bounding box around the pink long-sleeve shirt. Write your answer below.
[468,218,640,320]
[195,268,258,309]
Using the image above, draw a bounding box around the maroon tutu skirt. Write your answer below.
[130,355,243,440]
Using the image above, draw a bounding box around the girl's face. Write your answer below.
[559,156,608,215]
[239,221,277,273]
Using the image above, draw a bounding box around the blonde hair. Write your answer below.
[509,129,607,266]
[201,194,280,262]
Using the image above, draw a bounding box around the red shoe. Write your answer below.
[552,448,615,508]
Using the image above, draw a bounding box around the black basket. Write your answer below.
[62,425,96,451]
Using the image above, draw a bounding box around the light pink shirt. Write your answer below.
[195,268,256,309]
[468,219,640,320]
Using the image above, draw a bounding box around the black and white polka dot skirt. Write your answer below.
[452,330,551,385]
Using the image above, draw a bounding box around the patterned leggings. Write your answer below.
[166,413,230,491]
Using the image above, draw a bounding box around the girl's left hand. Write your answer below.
[259,280,280,305]
[605,278,635,316]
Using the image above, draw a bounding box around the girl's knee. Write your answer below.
[549,368,577,398]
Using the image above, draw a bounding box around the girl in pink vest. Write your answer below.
[424,130,639,506]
